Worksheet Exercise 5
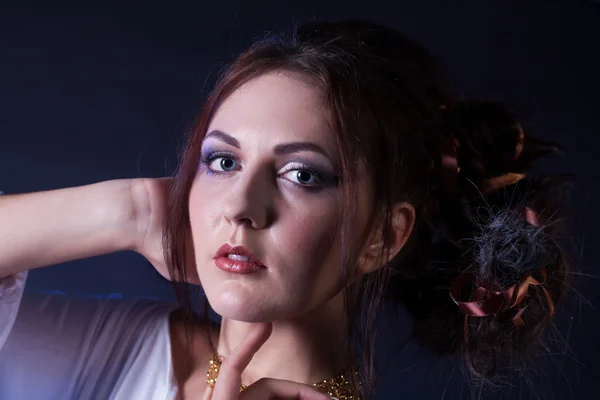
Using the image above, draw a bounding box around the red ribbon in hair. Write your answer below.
[450,266,554,327]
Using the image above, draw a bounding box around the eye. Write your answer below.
[213,157,237,172]
[296,171,317,185]
[281,168,324,187]
[209,156,238,172]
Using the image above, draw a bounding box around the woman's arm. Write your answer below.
[0,179,190,399]
[0,179,140,278]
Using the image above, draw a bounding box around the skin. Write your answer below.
[178,71,415,397]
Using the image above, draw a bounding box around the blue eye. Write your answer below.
[200,150,338,190]
[200,151,239,174]
[212,157,237,172]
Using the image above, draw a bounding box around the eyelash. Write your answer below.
[199,151,336,189]
[199,151,236,175]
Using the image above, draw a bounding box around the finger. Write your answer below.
[199,385,213,400]
[241,378,332,400]
[211,323,273,400]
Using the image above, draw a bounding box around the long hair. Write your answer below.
[164,20,573,398]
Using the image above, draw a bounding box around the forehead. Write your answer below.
[208,71,333,146]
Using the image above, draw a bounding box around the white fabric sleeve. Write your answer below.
[0,281,177,400]
[0,271,28,352]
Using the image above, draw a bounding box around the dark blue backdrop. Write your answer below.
[1,1,598,398]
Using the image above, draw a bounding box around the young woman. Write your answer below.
[0,20,572,399]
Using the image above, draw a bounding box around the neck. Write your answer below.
[216,291,348,386]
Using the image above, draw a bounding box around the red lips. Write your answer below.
[214,243,266,274]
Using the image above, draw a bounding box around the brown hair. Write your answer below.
[164,19,573,398]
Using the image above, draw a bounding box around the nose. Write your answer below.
[221,166,273,229]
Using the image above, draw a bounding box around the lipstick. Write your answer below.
[214,244,266,274]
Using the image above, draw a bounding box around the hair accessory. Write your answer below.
[514,124,525,160]
[481,173,526,195]
[440,124,528,198]
[450,206,555,337]
[450,266,553,327]
[439,119,554,334]
[438,136,461,199]
[523,206,539,227]
[481,124,527,194]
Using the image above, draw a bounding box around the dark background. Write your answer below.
[1,0,598,398]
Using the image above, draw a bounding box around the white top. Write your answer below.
[0,272,179,400]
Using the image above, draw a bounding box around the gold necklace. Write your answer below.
[206,353,360,400]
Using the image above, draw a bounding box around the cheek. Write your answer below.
[281,213,336,259]
[189,178,220,230]
[272,194,342,281]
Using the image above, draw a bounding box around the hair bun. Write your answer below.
[396,101,574,381]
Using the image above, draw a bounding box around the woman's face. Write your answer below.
[188,71,371,322]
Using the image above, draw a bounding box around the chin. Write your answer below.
[206,284,281,322]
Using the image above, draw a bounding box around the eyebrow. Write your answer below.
[204,130,332,159]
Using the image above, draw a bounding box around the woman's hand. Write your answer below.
[206,323,331,400]
[131,177,199,284]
